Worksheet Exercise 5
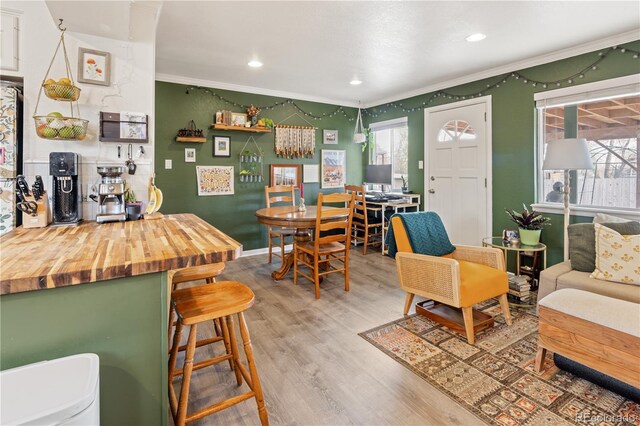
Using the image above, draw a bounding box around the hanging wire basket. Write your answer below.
[33,19,88,141]
[43,82,81,102]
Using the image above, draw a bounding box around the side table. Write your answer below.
[482,237,547,307]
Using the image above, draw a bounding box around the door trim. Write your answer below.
[423,95,493,240]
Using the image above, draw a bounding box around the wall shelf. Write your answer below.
[176,136,207,143]
[210,124,272,133]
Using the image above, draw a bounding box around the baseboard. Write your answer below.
[242,244,293,257]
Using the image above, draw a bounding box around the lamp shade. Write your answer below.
[542,138,594,170]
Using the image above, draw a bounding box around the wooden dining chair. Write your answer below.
[344,184,383,255]
[293,192,355,299]
[264,185,296,264]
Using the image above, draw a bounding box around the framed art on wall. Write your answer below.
[323,129,338,144]
[77,48,111,86]
[321,149,346,188]
[270,164,301,187]
[213,136,231,157]
[185,148,196,163]
[196,166,234,196]
[303,164,319,183]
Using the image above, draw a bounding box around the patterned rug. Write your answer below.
[359,299,639,425]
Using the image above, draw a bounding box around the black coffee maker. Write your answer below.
[50,152,82,225]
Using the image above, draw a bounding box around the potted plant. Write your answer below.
[505,204,551,245]
[124,183,143,221]
[401,175,409,194]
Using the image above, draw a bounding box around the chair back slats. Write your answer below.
[314,192,355,247]
[344,184,368,223]
[265,185,295,207]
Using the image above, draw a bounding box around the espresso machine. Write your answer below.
[96,166,126,223]
[50,152,82,225]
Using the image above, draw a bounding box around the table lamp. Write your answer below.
[542,138,594,261]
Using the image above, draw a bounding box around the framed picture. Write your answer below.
[321,149,346,188]
[323,129,338,144]
[303,164,319,183]
[77,48,111,86]
[196,165,234,196]
[231,112,248,127]
[213,136,231,157]
[502,229,519,242]
[270,164,301,187]
[185,148,196,163]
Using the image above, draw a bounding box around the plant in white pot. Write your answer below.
[505,204,550,245]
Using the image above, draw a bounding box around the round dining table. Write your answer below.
[255,205,348,280]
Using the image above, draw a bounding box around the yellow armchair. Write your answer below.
[391,216,512,344]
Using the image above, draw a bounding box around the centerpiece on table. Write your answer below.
[505,204,550,245]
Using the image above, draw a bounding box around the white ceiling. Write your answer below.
[156,1,640,107]
[43,1,640,108]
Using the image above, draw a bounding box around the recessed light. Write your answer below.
[350,79,362,86]
[465,33,486,42]
[248,60,263,68]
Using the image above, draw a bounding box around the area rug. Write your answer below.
[359,299,639,426]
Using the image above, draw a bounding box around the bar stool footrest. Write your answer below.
[186,391,256,423]
[172,354,234,377]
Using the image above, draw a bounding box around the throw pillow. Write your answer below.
[590,223,640,285]
[568,221,640,272]
[593,213,632,224]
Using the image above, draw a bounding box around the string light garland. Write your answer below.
[185,86,355,122]
[364,45,640,119]
[183,45,638,122]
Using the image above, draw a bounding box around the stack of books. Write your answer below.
[507,272,531,303]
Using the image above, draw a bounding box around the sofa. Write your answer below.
[538,220,640,304]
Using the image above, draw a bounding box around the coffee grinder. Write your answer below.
[96,166,126,223]
[50,152,82,225]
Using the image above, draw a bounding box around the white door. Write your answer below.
[425,99,491,245]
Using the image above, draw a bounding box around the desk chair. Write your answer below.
[293,192,355,299]
[345,184,382,254]
[264,185,296,264]
[391,213,512,344]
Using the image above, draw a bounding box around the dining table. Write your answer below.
[255,205,349,280]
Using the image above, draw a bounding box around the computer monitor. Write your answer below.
[365,164,392,191]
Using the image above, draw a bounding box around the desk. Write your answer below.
[256,205,348,280]
[366,194,421,255]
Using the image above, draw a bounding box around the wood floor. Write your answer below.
[170,248,485,425]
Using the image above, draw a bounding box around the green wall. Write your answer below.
[155,41,639,261]
[0,274,168,425]
[362,41,640,265]
[155,83,359,250]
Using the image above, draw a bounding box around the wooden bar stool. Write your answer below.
[168,281,269,426]
[168,263,231,368]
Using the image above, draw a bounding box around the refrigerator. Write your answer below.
[0,83,23,235]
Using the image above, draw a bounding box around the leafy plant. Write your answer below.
[124,181,137,204]
[401,175,408,189]
[361,128,375,153]
[505,204,551,230]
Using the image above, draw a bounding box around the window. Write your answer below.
[370,117,408,190]
[437,120,476,143]
[536,75,639,213]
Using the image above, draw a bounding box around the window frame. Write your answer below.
[369,117,408,190]
[533,74,640,221]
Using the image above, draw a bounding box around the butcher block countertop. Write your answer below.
[0,214,242,295]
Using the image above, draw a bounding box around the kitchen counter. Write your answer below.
[1,213,242,425]
[0,213,242,295]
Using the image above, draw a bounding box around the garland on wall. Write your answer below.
[183,45,639,122]
[364,46,640,119]
[185,86,355,121]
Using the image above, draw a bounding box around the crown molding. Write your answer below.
[363,30,640,108]
[155,73,360,108]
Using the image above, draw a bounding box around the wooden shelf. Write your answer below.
[211,124,272,133]
[176,136,207,143]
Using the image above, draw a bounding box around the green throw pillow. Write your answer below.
[568,221,640,272]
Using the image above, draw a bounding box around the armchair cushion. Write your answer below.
[458,260,509,306]
[386,212,455,258]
